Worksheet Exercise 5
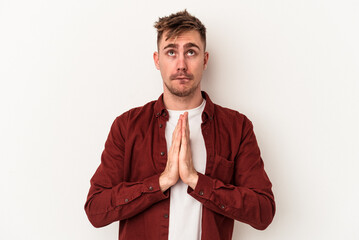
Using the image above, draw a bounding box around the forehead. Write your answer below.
[159,30,204,48]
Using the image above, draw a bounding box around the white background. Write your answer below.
[1,0,358,239]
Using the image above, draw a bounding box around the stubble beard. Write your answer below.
[164,80,200,97]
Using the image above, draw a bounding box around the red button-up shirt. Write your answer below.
[85,92,275,240]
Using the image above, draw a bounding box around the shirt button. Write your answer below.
[160,152,165,156]
[199,191,204,196]
[148,186,153,191]
[124,198,129,203]
[159,123,163,128]
[220,204,225,209]
[164,214,169,218]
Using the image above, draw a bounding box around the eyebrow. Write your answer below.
[163,42,201,51]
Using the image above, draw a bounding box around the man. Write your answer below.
[85,10,275,240]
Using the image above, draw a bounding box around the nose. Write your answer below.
[177,54,187,71]
[177,66,187,71]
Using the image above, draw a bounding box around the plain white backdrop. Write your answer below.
[1,0,358,239]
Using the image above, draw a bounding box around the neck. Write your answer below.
[163,88,203,110]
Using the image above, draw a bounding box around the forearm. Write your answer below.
[85,174,168,228]
[188,173,275,230]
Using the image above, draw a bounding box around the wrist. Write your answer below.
[185,172,199,190]
[159,173,176,192]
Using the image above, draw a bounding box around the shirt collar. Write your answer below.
[201,91,215,122]
[154,91,214,121]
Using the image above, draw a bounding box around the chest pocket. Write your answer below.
[210,154,234,184]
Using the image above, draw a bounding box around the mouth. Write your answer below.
[175,77,190,81]
[170,72,194,81]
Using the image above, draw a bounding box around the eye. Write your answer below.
[187,49,196,56]
[167,50,176,56]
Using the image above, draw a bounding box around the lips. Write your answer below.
[170,72,194,80]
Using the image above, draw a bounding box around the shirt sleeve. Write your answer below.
[84,114,168,228]
[188,116,275,230]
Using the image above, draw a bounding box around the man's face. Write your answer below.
[154,30,209,98]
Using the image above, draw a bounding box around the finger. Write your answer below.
[171,118,182,154]
[181,117,188,148]
[182,112,190,142]
[185,112,190,137]
[171,117,181,144]
[181,113,186,136]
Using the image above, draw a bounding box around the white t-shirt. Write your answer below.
[166,99,207,240]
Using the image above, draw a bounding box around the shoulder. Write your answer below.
[117,100,157,122]
[213,103,252,126]
[111,100,155,130]
[212,103,255,142]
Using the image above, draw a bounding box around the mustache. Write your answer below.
[170,71,194,80]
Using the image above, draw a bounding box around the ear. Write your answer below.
[203,51,209,70]
[153,51,160,70]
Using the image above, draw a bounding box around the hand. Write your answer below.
[178,112,199,190]
[159,112,199,192]
[159,117,181,192]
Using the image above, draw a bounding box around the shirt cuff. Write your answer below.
[187,173,214,201]
[142,174,169,199]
